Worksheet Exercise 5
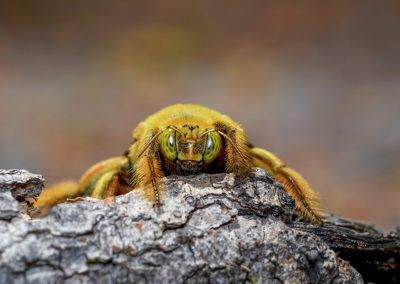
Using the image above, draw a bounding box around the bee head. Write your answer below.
[158,125,222,175]
[138,124,243,176]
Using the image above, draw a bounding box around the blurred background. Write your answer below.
[1,1,399,232]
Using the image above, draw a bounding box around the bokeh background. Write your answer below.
[1,1,399,232]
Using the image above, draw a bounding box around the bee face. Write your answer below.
[159,125,222,175]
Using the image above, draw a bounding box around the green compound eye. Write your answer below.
[203,132,222,163]
[159,129,177,161]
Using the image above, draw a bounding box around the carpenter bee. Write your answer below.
[34,104,322,222]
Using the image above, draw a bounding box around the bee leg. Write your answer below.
[250,147,323,223]
[79,156,130,199]
[31,181,79,207]
[32,156,130,207]
[91,171,126,199]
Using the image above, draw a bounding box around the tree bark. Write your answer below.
[0,168,398,283]
[291,214,400,283]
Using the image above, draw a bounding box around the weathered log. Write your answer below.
[291,214,400,283]
[0,168,397,283]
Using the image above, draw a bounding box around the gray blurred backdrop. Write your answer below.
[1,1,399,231]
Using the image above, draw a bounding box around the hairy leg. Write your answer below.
[32,180,79,207]
[33,156,129,207]
[251,147,323,223]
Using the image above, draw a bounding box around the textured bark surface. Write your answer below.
[0,168,394,283]
[292,215,400,283]
[0,169,44,219]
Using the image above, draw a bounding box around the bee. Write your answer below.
[33,104,322,222]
